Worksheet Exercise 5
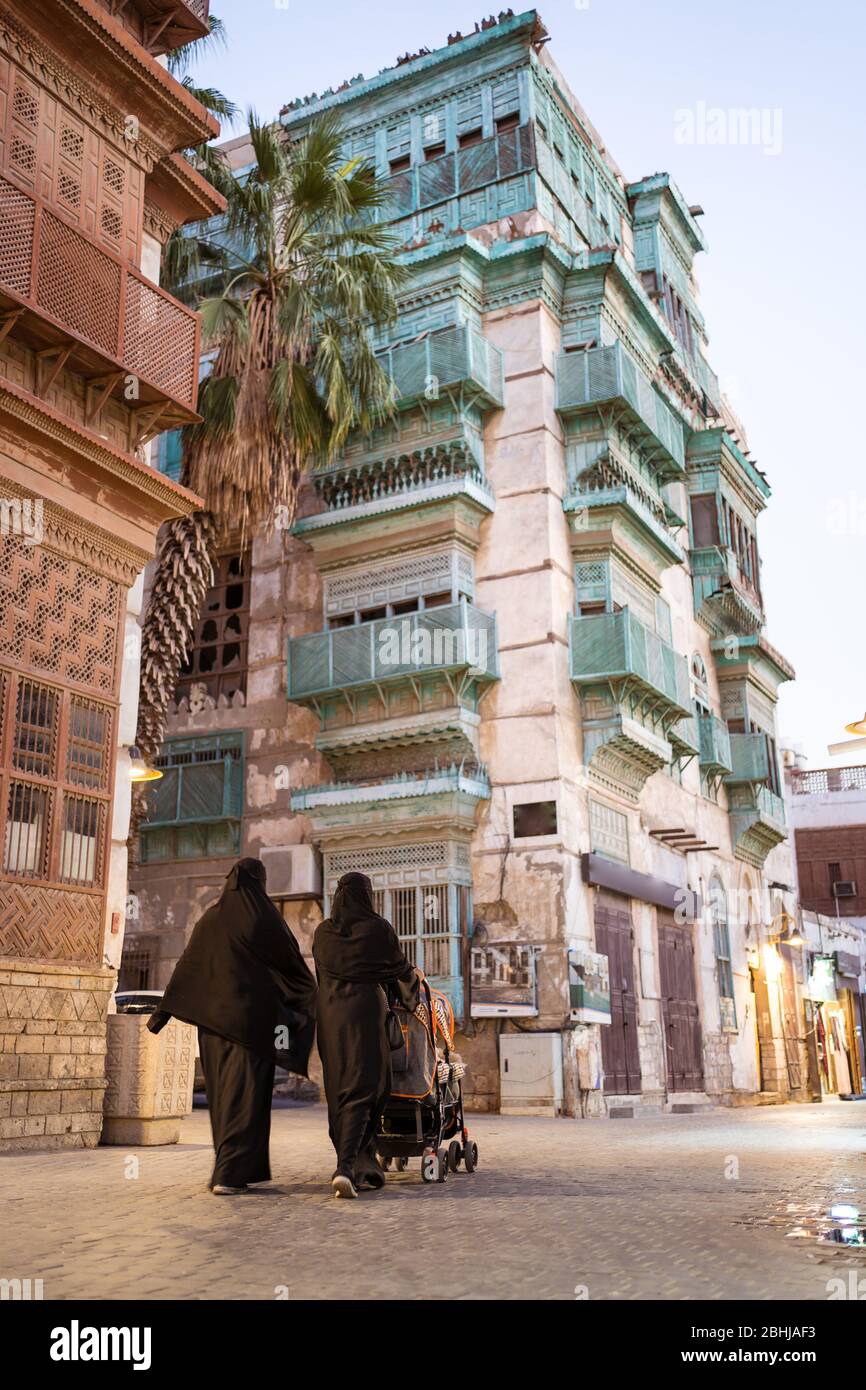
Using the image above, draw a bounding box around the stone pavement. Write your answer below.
[1,1100,864,1300]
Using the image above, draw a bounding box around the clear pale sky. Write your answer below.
[191,0,866,767]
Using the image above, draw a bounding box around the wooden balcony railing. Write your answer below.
[568,608,692,722]
[0,175,200,418]
[698,713,733,775]
[556,341,685,476]
[288,601,499,702]
[377,325,504,409]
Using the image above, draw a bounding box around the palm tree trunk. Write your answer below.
[129,509,217,853]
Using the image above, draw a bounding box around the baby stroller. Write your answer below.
[376,978,479,1184]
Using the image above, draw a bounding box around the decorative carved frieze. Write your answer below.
[0,471,147,585]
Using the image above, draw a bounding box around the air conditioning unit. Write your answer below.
[259,845,322,898]
[832,880,857,899]
[499,1033,563,1117]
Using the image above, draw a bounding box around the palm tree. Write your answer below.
[134,110,404,769]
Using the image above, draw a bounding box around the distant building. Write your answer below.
[128,9,806,1114]
[0,0,223,1150]
[785,753,866,1096]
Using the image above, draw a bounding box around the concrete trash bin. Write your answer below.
[102,1013,195,1145]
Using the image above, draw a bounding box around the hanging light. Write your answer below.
[784,921,805,948]
[128,746,162,783]
[844,713,866,735]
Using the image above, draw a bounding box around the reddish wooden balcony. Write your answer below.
[0,175,200,433]
[107,0,210,56]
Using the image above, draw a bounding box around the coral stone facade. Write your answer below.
[128,10,806,1115]
[0,0,222,1149]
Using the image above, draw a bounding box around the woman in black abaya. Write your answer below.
[313,872,420,1199]
[147,857,317,1195]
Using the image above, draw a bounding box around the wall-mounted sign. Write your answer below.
[568,948,611,1025]
[835,950,861,982]
[470,943,538,1018]
[807,954,837,1003]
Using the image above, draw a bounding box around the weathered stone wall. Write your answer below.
[0,959,113,1151]
[128,522,327,978]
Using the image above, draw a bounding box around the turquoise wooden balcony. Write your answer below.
[670,711,699,761]
[556,342,685,478]
[691,546,763,635]
[563,472,684,569]
[569,609,691,723]
[287,602,499,704]
[378,324,504,410]
[723,733,786,866]
[698,714,733,778]
[725,732,776,785]
[569,609,691,792]
[290,763,490,813]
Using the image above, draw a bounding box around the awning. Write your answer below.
[581,853,701,921]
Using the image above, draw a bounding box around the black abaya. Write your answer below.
[148,857,317,1187]
[313,872,419,1178]
[198,1027,275,1188]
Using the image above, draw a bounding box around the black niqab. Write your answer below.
[314,871,415,985]
[313,872,419,1177]
[148,856,317,1074]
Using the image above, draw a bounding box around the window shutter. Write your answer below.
[689,494,720,547]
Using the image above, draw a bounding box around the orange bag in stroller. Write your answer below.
[377,979,479,1184]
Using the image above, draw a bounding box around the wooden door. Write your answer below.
[657,909,704,1091]
[594,892,641,1095]
[779,944,803,1092]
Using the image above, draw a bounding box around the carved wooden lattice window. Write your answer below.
[176,551,251,704]
[0,670,112,889]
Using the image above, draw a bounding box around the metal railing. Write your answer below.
[287,601,499,699]
[556,341,685,472]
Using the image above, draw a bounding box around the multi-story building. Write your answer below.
[128,9,805,1114]
[0,0,224,1149]
[785,755,866,1096]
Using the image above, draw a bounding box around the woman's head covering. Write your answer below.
[313,872,410,984]
[329,872,379,935]
[153,854,317,1073]
[224,856,268,892]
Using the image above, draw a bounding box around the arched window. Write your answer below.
[708,876,737,1030]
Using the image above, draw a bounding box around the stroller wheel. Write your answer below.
[394,1156,409,1172]
[379,1155,392,1171]
[447,1140,462,1173]
[463,1140,478,1173]
[422,1147,448,1184]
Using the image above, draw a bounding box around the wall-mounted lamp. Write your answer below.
[128,746,162,783]
[844,713,866,736]
[767,910,804,948]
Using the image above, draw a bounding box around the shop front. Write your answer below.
[804,952,863,1098]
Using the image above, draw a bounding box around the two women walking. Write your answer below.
[149,857,419,1199]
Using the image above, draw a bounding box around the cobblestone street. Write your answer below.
[1,1100,864,1302]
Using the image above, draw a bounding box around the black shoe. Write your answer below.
[355,1164,385,1190]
